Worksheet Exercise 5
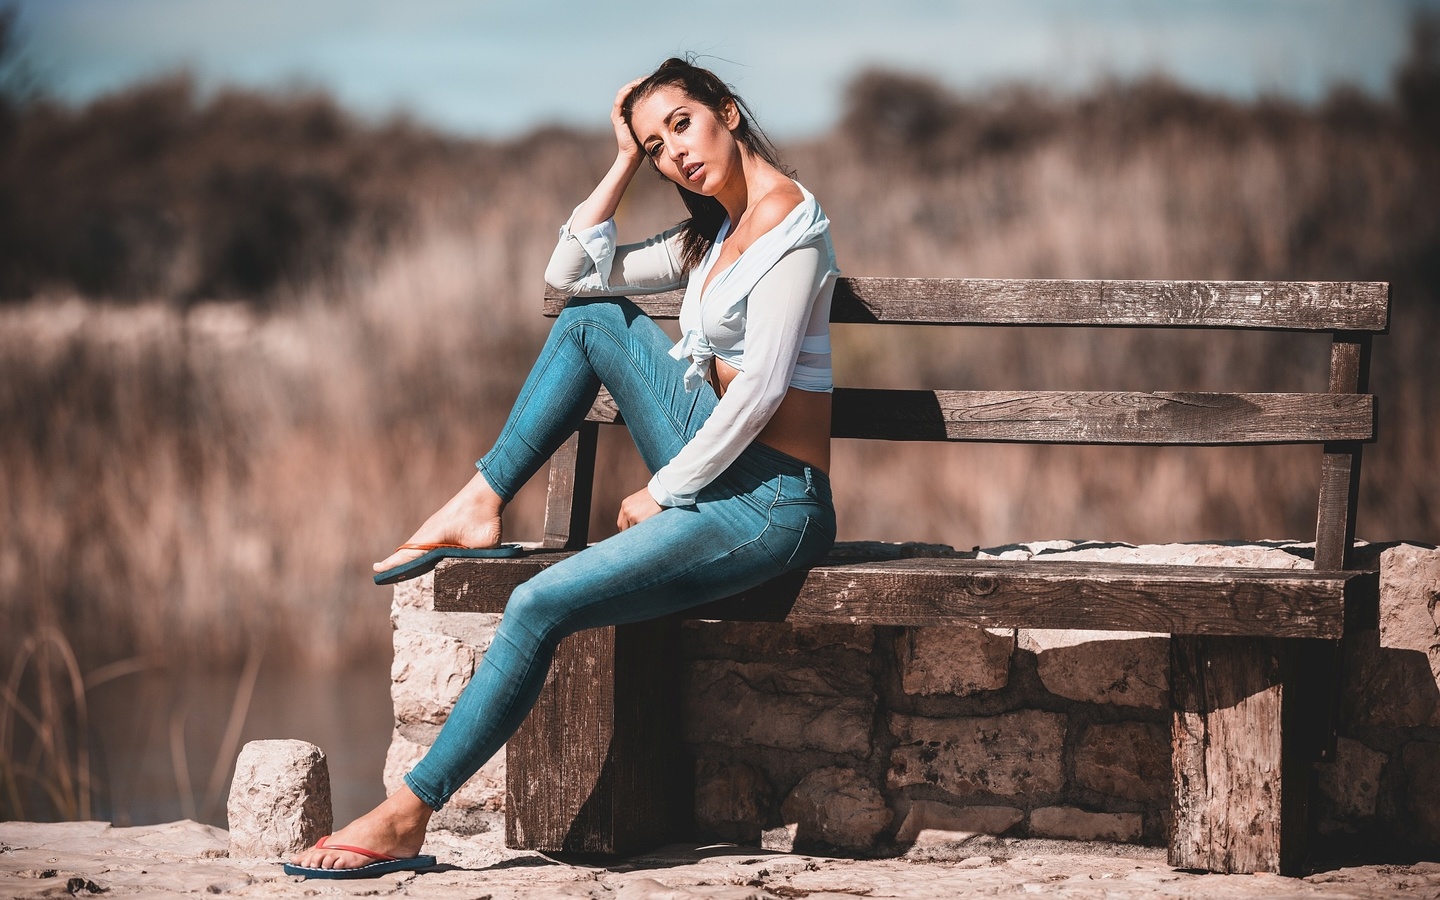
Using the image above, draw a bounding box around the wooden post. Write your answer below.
[505,618,688,854]
[1169,636,1308,874]
[542,422,597,549]
[1313,332,1371,572]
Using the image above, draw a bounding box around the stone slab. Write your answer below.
[683,658,875,756]
[3,820,1439,899]
[897,626,1014,696]
[889,709,1066,798]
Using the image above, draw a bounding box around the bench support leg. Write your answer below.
[1169,636,1310,875]
[504,617,689,854]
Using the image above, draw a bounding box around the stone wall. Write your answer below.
[387,540,1440,857]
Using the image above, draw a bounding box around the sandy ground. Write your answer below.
[1,820,1437,900]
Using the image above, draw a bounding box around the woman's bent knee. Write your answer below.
[498,581,574,650]
[558,295,639,331]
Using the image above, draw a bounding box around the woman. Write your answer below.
[287,57,839,878]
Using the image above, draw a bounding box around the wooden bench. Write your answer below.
[432,277,1387,875]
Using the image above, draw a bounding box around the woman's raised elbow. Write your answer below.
[543,259,583,296]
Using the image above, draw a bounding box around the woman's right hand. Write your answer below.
[612,78,646,163]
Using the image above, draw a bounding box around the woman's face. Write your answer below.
[628,85,741,197]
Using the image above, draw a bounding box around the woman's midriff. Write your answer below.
[711,359,831,474]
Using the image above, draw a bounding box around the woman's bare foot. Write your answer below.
[375,469,506,573]
[291,787,432,870]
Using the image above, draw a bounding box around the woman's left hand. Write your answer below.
[617,487,664,530]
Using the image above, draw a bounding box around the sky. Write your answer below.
[9,0,1439,139]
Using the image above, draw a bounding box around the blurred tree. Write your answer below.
[1396,11,1440,137]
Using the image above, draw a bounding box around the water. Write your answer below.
[83,659,393,829]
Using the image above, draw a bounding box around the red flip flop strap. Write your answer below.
[396,542,466,552]
[315,835,398,862]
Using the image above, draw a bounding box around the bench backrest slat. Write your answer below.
[546,279,1390,332]
[543,278,1388,570]
[587,389,1374,446]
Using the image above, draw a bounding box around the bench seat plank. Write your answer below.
[434,552,1368,639]
[585,389,1374,445]
[545,279,1389,331]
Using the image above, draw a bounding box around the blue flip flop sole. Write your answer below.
[283,854,437,879]
[373,544,523,586]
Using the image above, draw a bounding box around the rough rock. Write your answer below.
[897,626,1014,696]
[893,799,1024,843]
[1029,806,1143,842]
[760,823,799,852]
[1378,545,1440,715]
[1401,741,1440,844]
[682,620,875,657]
[1379,543,1440,654]
[8,818,1440,899]
[1017,629,1168,709]
[978,539,1314,568]
[889,710,1066,798]
[384,729,504,835]
[225,739,331,858]
[779,767,893,851]
[694,761,772,844]
[391,573,434,612]
[683,658,874,755]
[1074,721,1170,804]
[391,629,478,725]
[1317,736,1386,825]
[1341,629,1440,728]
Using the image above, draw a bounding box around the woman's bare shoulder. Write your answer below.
[737,181,804,246]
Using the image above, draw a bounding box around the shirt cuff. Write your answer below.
[647,472,695,508]
[560,208,617,289]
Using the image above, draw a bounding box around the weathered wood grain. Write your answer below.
[505,620,686,853]
[435,554,1359,638]
[541,422,597,550]
[1314,335,1372,571]
[584,388,1374,445]
[545,278,1390,331]
[1170,636,1308,875]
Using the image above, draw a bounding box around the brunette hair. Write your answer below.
[621,57,791,270]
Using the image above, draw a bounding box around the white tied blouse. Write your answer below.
[543,182,839,509]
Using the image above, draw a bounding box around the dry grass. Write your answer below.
[1,47,1438,676]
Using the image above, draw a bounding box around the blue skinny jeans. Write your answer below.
[404,295,835,810]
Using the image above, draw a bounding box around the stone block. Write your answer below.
[391,575,433,613]
[1029,806,1142,842]
[1317,737,1386,824]
[1379,545,1440,718]
[383,729,503,835]
[1379,543,1440,654]
[760,823,798,852]
[226,740,332,858]
[889,710,1066,798]
[683,659,874,756]
[779,767,892,851]
[1074,721,1170,804]
[694,761,772,844]
[682,621,875,657]
[1017,629,1168,709]
[391,629,477,725]
[1401,741,1440,845]
[893,799,1023,842]
[982,540,1312,568]
[897,627,1014,696]
[1342,630,1440,728]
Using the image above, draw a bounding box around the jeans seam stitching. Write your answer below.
[560,315,695,455]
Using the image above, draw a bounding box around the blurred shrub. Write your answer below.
[0,74,508,305]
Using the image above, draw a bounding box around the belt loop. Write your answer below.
[804,466,815,497]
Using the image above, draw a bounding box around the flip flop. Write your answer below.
[373,541,523,586]
[282,835,437,880]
